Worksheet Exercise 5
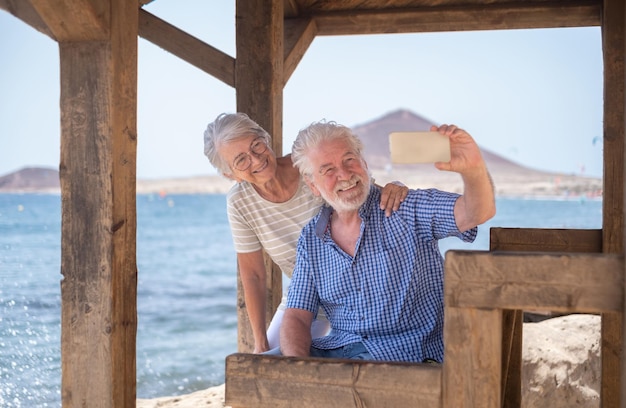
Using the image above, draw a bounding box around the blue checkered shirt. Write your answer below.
[286,185,477,362]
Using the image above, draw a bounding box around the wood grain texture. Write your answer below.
[443,308,502,408]
[283,17,317,85]
[226,354,442,408]
[312,2,600,36]
[0,0,54,38]
[602,1,626,406]
[445,251,624,312]
[30,0,108,40]
[58,1,137,406]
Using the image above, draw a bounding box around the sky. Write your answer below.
[0,1,604,179]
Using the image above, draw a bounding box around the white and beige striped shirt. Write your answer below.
[226,179,323,279]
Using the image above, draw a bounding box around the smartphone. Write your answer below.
[389,131,451,164]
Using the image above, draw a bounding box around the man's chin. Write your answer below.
[327,193,367,212]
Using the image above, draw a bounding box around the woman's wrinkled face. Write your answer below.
[218,133,277,183]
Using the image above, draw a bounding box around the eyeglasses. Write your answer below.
[233,137,269,171]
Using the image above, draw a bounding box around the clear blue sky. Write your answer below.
[0,1,604,179]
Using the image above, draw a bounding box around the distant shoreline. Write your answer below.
[0,167,603,199]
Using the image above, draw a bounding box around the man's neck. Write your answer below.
[333,209,361,226]
[330,210,361,256]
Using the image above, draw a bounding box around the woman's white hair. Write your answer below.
[203,112,272,176]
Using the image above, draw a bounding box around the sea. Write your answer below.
[0,192,603,407]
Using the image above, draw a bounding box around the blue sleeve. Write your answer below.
[286,232,320,315]
[408,188,477,243]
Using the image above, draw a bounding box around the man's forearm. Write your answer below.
[456,166,496,231]
[280,310,313,357]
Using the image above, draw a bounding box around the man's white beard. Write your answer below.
[320,175,371,212]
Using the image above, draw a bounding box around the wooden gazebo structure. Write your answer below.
[0,0,624,407]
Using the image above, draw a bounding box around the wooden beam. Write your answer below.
[602,0,626,406]
[109,0,138,405]
[312,1,601,36]
[490,228,602,252]
[225,354,442,408]
[59,0,137,406]
[283,17,317,85]
[138,9,235,87]
[235,0,284,352]
[0,0,54,39]
[29,0,108,41]
[445,251,624,313]
[443,308,502,408]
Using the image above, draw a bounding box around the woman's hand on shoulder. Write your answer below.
[379,181,409,217]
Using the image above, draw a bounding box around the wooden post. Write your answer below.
[443,307,502,408]
[602,0,626,407]
[234,0,284,352]
[51,0,138,405]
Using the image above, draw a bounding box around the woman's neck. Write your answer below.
[252,156,300,203]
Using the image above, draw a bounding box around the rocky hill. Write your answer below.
[0,166,60,192]
[0,109,602,197]
[355,109,538,174]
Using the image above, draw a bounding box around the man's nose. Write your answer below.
[336,164,351,180]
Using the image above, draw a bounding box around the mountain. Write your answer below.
[0,109,602,197]
[355,109,541,175]
[0,167,60,192]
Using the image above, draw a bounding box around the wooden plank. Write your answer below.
[312,1,601,36]
[490,228,602,253]
[235,0,284,352]
[225,354,442,408]
[443,308,502,408]
[283,17,317,85]
[138,9,235,87]
[499,309,522,408]
[109,1,138,406]
[602,0,626,407]
[0,0,54,39]
[30,0,108,41]
[444,251,624,313]
[58,41,111,407]
[59,0,138,406]
[490,228,603,408]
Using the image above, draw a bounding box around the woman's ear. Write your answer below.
[223,172,242,183]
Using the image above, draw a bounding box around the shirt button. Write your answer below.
[363,335,368,340]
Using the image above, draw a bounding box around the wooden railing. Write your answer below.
[225,228,623,408]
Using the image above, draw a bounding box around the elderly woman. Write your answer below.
[203,112,407,353]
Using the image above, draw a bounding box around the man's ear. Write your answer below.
[304,176,321,196]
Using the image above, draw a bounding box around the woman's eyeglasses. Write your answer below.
[233,137,268,171]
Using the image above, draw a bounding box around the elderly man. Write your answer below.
[278,120,495,363]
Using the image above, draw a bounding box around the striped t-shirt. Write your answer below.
[226,179,323,279]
